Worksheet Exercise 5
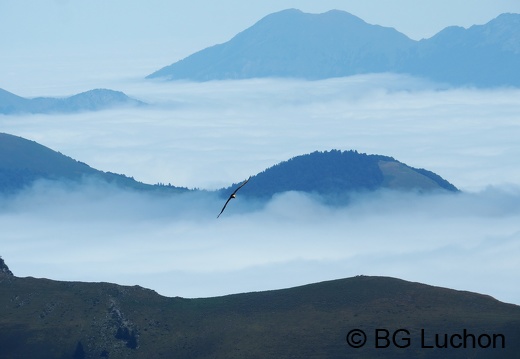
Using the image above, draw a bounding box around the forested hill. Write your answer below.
[1,133,457,197]
[0,133,187,194]
[221,150,458,200]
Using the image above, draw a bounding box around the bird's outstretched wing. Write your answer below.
[217,176,251,218]
[231,176,250,196]
[217,197,233,218]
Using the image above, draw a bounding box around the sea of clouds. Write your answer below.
[1,74,520,304]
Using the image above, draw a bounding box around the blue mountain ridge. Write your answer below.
[147,9,520,87]
[0,133,458,198]
[0,88,145,115]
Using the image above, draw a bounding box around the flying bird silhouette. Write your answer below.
[217,176,251,218]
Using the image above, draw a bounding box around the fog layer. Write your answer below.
[1,76,519,304]
[1,179,519,304]
[3,76,520,191]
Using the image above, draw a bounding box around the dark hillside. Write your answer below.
[0,264,518,358]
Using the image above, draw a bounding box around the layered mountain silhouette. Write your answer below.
[147,9,520,87]
[0,88,144,115]
[0,133,186,193]
[1,133,457,196]
[1,261,519,358]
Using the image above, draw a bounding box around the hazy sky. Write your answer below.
[1,1,520,305]
[2,0,520,93]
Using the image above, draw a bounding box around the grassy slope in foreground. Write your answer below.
[0,272,519,359]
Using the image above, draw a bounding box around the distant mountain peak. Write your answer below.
[0,88,145,115]
[479,12,520,53]
[261,8,365,22]
[147,9,520,87]
[493,12,520,23]
[69,88,128,99]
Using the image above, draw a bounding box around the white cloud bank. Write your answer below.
[3,75,520,191]
[1,179,519,305]
[1,75,520,305]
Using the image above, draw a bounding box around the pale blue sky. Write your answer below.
[3,1,520,44]
[2,0,520,95]
[1,0,520,68]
